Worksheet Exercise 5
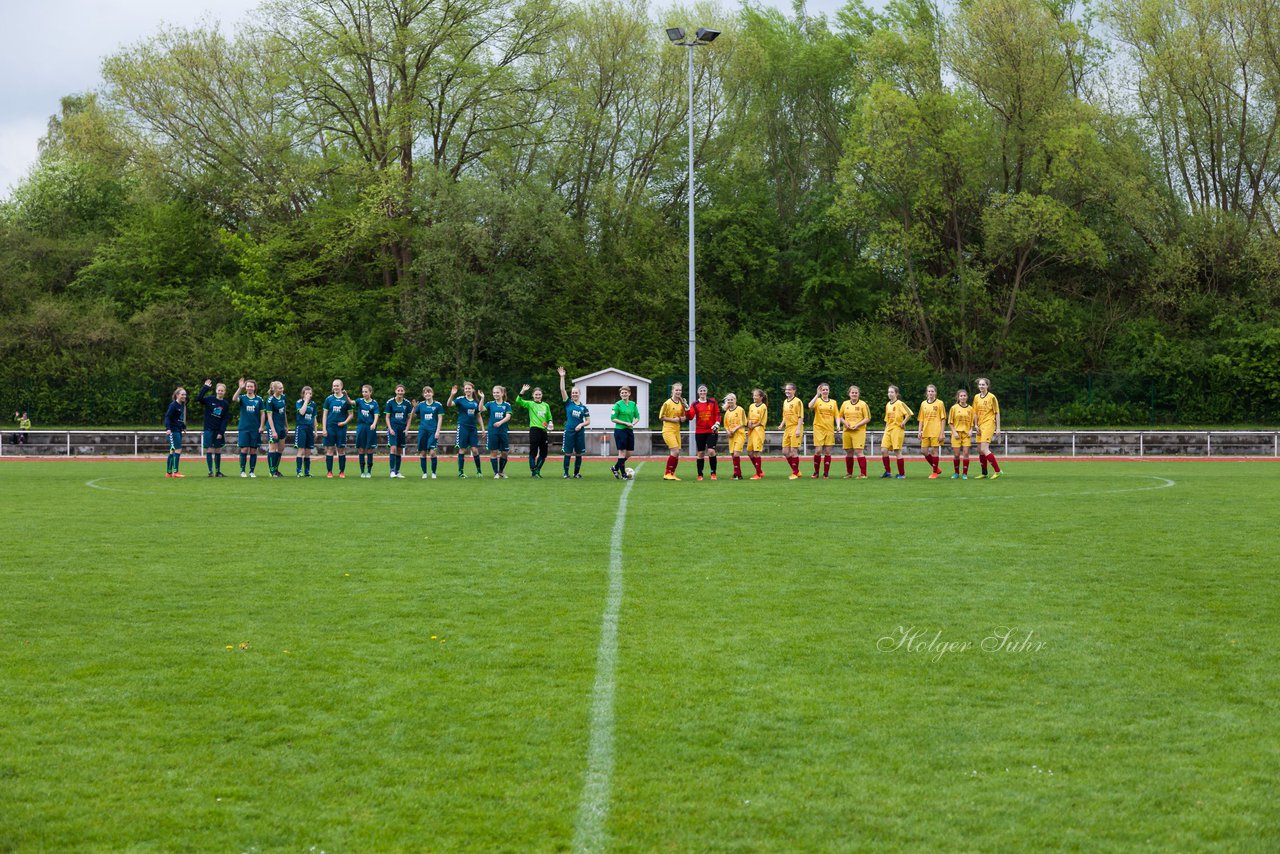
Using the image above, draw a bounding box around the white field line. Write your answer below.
[572,464,639,854]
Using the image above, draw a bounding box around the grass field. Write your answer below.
[1,458,1277,851]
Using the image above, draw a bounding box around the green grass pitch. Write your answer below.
[1,458,1277,851]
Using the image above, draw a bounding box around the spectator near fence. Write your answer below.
[14,411,30,446]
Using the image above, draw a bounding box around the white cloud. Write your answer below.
[0,0,864,200]
[0,118,48,199]
[0,0,261,200]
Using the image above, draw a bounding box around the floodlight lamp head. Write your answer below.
[666,27,686,43]
[695,28,720,43]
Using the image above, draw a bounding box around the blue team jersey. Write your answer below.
[266,395,288,428]
[164,400,186,431]
[237,395,264,431]
[453,396,480,428]
[415,400,444,432]
[324,394,351,429]
[357,398,380,426]
[296,399,316,429]
[485,400,512,430]
[385,398,413,429]
[564,400,589,431]
[198,386,230,431]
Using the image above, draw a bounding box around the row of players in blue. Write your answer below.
[163,376,590,479]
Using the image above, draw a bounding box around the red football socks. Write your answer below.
[882,455,891,473]
[846,457,854,476]
[897,458,905,476]
[813,454,821,476]
[858,457,867,476]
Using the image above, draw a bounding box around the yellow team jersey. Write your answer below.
[723,406,747,451]
[722,406,746,437]
[659,398,686,449]
[781,397,804,427]
[918,399,946,438]
[973,392,999,426]
[781,396,804,448]
[659,399,686,424]
[811,398,839,431]
[747,403,768,452]
[948,404,974,434]
[884,399,913,431]
[840,399,870,432]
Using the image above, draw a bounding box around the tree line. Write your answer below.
[1,0,1278,425]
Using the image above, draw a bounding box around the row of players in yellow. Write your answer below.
[655,378,1004,481]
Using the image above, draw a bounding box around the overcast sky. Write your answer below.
[0,0,852,198]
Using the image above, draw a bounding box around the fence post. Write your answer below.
[1139,432,1143,457]
[1207,432,1211,457]
[135,432,140,457]
[1004,432,1009,456]
[1071,432,1076,457]
[1275,432,1278,458]
[67,432,72,456]
[1024,375,1031,428]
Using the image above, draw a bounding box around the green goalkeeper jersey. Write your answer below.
[515,395,553,429]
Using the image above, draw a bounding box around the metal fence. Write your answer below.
[3,429,1278,457]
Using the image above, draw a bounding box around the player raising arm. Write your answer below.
[839,385,871,478]
[948,389,975,479]
[196,379,231,477]
[558,367,590,479]
[232,378,265,478]
[447,381,485,478]
[973,377,1003,479]
[516,384,553,478]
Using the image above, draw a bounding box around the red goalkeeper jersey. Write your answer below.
[688,399,721,434]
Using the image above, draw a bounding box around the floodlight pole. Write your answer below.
[686,42,696,456]
[667,28,717,454]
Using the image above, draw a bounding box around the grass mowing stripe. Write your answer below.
[573,463,640,854]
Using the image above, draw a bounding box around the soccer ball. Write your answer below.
[625,467,635,479]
